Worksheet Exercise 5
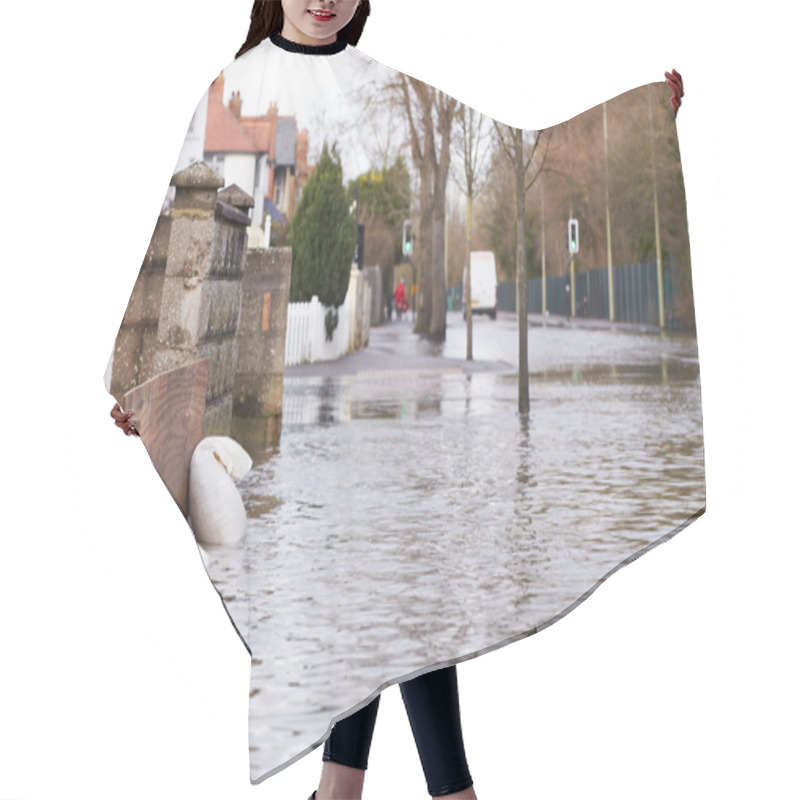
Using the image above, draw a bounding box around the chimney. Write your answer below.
[267,102,279,165]
[229,90,242,119]
[296,129,309,173]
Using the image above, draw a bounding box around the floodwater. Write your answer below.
[203,312,705,781]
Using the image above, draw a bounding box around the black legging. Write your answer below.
[323,665,473,797]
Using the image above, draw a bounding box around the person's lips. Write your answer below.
[308,8,335,22]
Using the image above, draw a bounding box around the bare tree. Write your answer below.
[493,123,550,414]
[452,103,493,360]
[395,75,458,340]
[475,145,516,282]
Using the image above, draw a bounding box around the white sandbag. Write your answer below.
[188,436,252,545]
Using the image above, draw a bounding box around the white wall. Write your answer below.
[223,152,256,199]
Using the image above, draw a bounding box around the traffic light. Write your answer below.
[402,219,413,257]
[568,218,579,255]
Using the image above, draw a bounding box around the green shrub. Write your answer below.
[288,141,356,312]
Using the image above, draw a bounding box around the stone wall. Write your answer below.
[111,163,254,437]
[231,247,292,450]
[109,214,171,399]
[364,265,383,327]
[150,165,251,436]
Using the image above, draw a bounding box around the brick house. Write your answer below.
[204,72,311,243]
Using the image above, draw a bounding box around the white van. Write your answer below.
[463,251,498,320]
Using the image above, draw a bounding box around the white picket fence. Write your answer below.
[284,268,372,367]
[284,294,352,366]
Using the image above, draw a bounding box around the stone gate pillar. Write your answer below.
[153,162,252,435]
[232,247,292,450]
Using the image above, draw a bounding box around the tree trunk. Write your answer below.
[514,128,530,414]
[428,94,455,341]
[399,78,454,340]
[416,161,433,334]
[430,179,447,340]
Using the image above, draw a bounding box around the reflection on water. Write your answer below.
[204,322,704,780]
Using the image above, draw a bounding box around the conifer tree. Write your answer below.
[288,141,356,309]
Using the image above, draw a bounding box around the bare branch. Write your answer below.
[493,119,516,166]
[522,131,540,175]
[399,75,424,169]
[411,78,436,171]
[524,129,553,192]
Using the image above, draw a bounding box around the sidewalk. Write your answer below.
[519,310,663,335]
[285,319,510,378]
[285,309,687,379]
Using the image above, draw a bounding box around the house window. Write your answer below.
[207,154,225,178]
[274,169,285,209]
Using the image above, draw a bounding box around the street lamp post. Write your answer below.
[568,217,579,318]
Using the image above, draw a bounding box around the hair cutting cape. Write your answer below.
[105,32,704,784]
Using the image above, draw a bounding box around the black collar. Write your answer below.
[269,32,348,55]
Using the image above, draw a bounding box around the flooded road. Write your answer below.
[204,311,705,780]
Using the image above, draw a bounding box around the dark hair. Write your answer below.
[236,1,371,59]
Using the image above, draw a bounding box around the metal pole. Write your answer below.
[570,255,576,318]
[541,185,547,316]
[444,203,449,304]
[604,101,615,322]
[648,86,666,329]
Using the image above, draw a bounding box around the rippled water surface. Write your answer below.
[204,314,705,780]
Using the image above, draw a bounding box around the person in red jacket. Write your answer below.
[394,278,408,321]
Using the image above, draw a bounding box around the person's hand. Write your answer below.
[665,68,684,116]
[110,403,140,436]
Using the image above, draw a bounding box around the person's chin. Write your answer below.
[299,25,338,43]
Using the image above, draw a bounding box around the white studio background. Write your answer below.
[1,1,796,799]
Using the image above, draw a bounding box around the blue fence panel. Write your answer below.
[497,281,516,312]
[496,260,675,326]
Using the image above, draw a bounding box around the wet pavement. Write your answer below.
[203,310,705,781]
